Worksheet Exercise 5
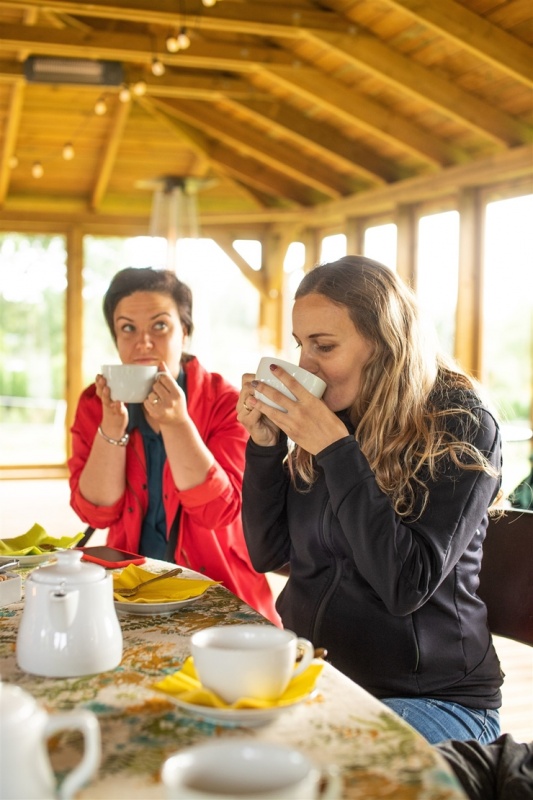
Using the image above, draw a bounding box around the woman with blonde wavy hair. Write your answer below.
[237,255,504,745]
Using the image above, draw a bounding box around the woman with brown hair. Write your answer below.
[69,266,278,623]
[238,255,503,742]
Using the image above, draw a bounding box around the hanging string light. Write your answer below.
[62,142,75,160]
[151,56,165,76]
[31,161,44,179]
[132,80,147,96]
[118,84,131,102]
[94,96,107,115]
[202,0,217,6]
[177,27,190,49]
[8,154,18,169]
[166,31,179,53]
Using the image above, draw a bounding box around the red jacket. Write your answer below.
[69,356,279,624]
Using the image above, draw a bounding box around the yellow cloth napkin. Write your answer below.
[112,563,220,604]
[153,656,324,709]
[0,523,84,556]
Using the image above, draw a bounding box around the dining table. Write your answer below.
[0,557,469,800]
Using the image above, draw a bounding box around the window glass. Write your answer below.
[320,234,346,263]
[82,236,261,390]
[416,211,460,357]
[0,234,67,465]
[364,224,397,268]
[482,194,533,497]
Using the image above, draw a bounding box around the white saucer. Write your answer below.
[114,595,202,616]
[161,692,314,727]
[0,552,55,566]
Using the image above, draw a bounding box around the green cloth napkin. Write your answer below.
[0,523,84,556]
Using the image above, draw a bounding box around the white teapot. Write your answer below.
[16,549,123,677]
[0,682,101,800]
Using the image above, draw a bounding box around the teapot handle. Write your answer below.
[44,709,101,800]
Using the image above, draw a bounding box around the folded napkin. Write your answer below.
[0,523,84,556]
[153,656,324,709]
[112,563,220,604]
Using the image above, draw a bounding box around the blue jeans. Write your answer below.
[381,698,500,745]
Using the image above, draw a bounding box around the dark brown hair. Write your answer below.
[103,267,193,342]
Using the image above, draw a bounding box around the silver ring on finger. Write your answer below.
[243,403,252,412]
[152,396,160,405]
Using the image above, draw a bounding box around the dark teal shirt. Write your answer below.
[128,370,186,560]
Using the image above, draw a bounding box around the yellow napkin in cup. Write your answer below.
[153,656,324,709]
[0,523,84,556]
[112,563,220,604]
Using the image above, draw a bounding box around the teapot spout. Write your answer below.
[49,587,79,631]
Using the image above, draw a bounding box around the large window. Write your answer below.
[416,211,460,357]
[482,194,533,496]
[0,234,67,465]
[82,236,261,390]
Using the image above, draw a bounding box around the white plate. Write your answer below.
[160,693,314,727]
[0,552,56,566]
[114,595,202,616]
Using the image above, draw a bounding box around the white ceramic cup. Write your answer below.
[101,364,159,403]
[254,356,326,412]
[161,740,341,800]
[190,624,315,704]
[0,682,101,800]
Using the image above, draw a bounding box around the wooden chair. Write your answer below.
[477,509,533,647]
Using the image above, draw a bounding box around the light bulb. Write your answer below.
[151,57,165,77]
[202,0,217,6]
[177,28,190,49]
[118,84,131,102]
[94,96,107,115]
[62,142,74,160]
[32,161,44,179]
[166,32,179,53]
[8,154,18,169]
[132,80,147,97]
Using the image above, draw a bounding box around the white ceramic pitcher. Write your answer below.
[0,682,101,800]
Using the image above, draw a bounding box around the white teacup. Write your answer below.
[190,624,314,704]
[161,740,341,800]
[101,364,159,403]
[0,682,101,800]
[255,357,326,412]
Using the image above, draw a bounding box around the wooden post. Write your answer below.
[455,188,484,377]
[65,226,84,460]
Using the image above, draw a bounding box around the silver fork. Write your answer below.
[114,567,183,597]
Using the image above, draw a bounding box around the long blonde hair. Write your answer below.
[290,256,501,518]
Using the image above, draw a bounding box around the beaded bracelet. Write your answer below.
[98,425,130,447]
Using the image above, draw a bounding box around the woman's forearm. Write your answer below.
[161,417,214,491]
[78,431,127,506]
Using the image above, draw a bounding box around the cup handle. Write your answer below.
[318,766,342,799]
[44,710,101,800]
[293,637,315,677]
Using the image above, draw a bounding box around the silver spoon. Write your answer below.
[114,567,183,597]
[0,559,20,572]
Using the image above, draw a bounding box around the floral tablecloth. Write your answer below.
[0,559,467,799]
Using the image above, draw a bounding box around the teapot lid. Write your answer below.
[29,549,105,584]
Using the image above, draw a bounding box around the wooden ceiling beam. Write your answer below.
[90,95,131,210]
[206,144,321,207]
[147,97,353,198]
[307,30,532,146]
[0,79,24,205]
[0,61,266,100]
[0,24,294,70]
[0,0,348,37]
[264,66,467,167]
[225,98,397,185]
[381,0,533,87]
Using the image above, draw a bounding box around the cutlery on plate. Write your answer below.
[114,567,183,597]
[0,559,20,572]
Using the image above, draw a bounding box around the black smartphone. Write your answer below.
[77,546,146,568]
